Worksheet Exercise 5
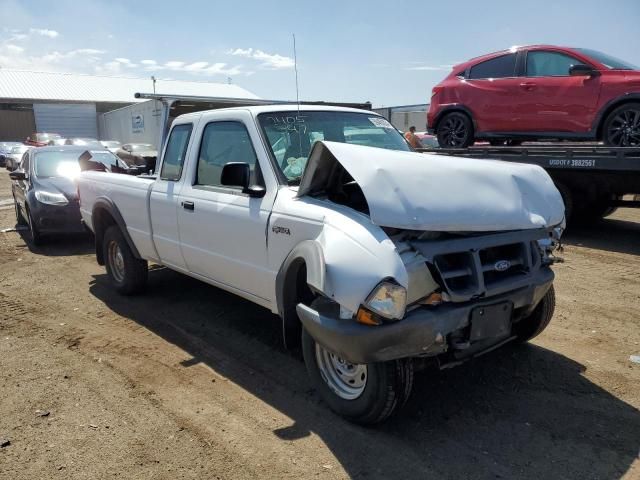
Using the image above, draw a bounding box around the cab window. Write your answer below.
[526,51,581,77]
[160,124,192,181]
[196,121,260,188]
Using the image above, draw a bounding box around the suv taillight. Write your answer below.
[431,86,444,98]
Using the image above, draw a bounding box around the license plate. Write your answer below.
[469,302,513,341]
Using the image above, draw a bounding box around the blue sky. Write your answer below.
[0,0,638,106]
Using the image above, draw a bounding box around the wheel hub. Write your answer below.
[107,240,126,283]
[315,344,367,400]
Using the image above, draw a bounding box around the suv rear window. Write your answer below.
[468,54,517,79]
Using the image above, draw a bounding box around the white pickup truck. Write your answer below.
[78,105,565,424]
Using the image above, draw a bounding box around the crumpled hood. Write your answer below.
[297,141,565,232]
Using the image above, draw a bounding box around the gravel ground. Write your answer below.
[0,172,638,479]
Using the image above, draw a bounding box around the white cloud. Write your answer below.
[164,60,185,69]
[114,57,137,67]
[29,28,59,38]
[141,59,157,66]
[5,44,24,53]
[228,47,294,69]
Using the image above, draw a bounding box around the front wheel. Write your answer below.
[26,207,43,246]
[436,112,474,148]
[514,285,555,342]
[603,102,640,147]
[103,226,148,295]
[302,325,413,425]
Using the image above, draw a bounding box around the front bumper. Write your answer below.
[297,267,553,364]
[31,201,85,234]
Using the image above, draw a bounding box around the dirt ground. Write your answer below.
[0,172,638,480]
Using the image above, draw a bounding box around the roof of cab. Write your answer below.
[175,104,379,121]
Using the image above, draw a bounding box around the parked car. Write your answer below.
[100,140,122,153]
[78,105,564,424]
[65,138,104,148]
[428,45,640,147]
[4,144,30,171]
[116,143,158,173]
[0,142,23,167]
[48,138,68,146]
[9,146,122,245]
[414,131,439,148]
[25,133,62,147]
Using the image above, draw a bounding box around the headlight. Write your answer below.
[35,190,68,205]
[364,281,407,320]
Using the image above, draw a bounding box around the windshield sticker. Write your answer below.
[368,117,394,129]
[264,115,308,133]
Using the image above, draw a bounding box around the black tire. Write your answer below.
[436,112,474,148]
[603,102,640,147]
[554,182,573,224]
[302,314,413,425]
[103,225,148,295]
[14,197,26,226]
[26,207,43,246]
[515,285,555,343]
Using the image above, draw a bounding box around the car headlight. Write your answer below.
[364,281,407,321]
[35,190,68,205]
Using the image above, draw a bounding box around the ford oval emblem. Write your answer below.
[494,260,511,272]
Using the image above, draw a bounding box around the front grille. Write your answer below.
[430,240,538,302]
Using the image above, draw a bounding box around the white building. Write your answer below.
[0,69,258,141]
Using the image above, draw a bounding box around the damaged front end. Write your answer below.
[297,227,557,366]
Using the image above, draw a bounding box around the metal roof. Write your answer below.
[0,69,259,104]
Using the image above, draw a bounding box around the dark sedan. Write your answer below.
[9,146,128,245]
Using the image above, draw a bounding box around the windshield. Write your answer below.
[258,111,410,183]
[11,146,28,154]
[36,133,61,142]
[575,48,639,70]
[34,151,82,178]
[130,144,155,152]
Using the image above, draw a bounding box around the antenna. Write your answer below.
[293,33,300,108]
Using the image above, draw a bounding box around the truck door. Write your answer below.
[149,122,193,270]
[177,114,275,303]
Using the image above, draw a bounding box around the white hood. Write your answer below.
[297,141,565,232]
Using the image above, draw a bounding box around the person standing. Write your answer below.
[404,126,422,149]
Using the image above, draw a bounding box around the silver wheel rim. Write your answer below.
[315,343,367,400]
[107,240,125,283]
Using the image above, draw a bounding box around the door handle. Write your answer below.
[519,82,536,90]
[181,201,194,211]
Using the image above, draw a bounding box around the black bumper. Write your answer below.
[297,268,554,364]
[32,202,85,234]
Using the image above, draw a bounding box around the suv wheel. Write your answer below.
[103,226,148,295]
[302,309,413,425]
[436,112,474,148]
[603,102,640,147]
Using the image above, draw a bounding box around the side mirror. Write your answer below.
[569,64,599,77]
[221,162,265,198]
[9,169,26,180]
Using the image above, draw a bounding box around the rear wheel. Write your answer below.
[603,102,640,147]
[301,301,413,424]
[436,112,474,148]
[103,226,148,295]
[515,285,555,342]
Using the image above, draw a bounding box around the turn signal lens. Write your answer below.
[356,308,382,326]
[420,292,443,306]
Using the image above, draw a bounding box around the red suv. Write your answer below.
[25,133,62,147]
[427,45,640,147]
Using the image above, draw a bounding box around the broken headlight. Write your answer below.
[364,281,407,321]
